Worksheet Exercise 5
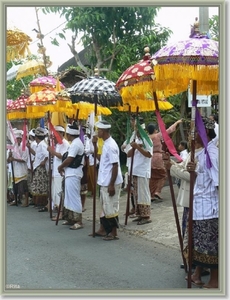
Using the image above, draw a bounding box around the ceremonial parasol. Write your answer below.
[68,70,122,237]
[68,74,122,111]
[116,47,188,271]
[29,76,65,93]
[7,94,28,120]
[152,36,219,288]
[16,59,47,81]
[116,47,175,112]
[7,63,20,81]
[7,28,32,62]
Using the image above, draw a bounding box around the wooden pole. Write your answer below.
[47,111,53,218]
[187,80,197,288]
[125,107,139,225]
[153,91,187,272]
[91,94,98,237]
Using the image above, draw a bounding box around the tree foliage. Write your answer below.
[41,6,172,80]
[6,61,33,100]
[209,15,219,40]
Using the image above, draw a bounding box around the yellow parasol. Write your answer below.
[16,59,47,81]
[7,28,32,62]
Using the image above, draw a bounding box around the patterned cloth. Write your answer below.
[68,76,122,107]
[133,176,151,218]
[183,218,218,269]
[31,166,48,196]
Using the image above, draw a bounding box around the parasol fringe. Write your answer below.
[155,64,218,83]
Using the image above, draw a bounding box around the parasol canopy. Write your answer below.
[7,94,28,120]
[7,28,32,62]
[16,59,47,81]
[7,63,20,81]
[26,88,73,119]
[29,76,65,93]
[152,37,219,95]
[68,75,122,107]
[26,88,58,118]
[116,47,174,111]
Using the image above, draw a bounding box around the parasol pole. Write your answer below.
[9,150,18,206]
[47,111,53,219]
[187,80,196,288]
[125,107,139,225]
[91,94,98,237]
[153,91,187,272]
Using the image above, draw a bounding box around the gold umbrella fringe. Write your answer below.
[189,80,219,95]
[120,99,173,112]
[7,111,27,120]
[154,64,218,82]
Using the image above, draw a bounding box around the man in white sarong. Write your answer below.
[58,123,84,230]
[47,125,69,221]
[92,120,123,241]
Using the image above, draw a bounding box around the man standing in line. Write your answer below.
[47,125,69,220]
[7,130,29,207]
[92,120,123,241]
[58,123,85,230]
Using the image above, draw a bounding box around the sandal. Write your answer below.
[103,235,119,241]
[69,223,83,230]
[154,194,163,200]
[137,219,152,225]
[132,217,142,222]
[21,204,29,207]
[62,221,71,225]
[38,207,48,212]
[185,276,205,287]
[52,216,63,221]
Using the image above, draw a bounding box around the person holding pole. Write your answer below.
[7,130,29,207]
[92,120,123,240]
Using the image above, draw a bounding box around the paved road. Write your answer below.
[4,184,212,297]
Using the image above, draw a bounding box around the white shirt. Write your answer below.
[10,142,28,178]
[52,138,69,177]
[33,140,49,172]
[193,140,219,220]
[126,136,153,178]
[97,136,123,186]
[180,149,189,161]
[64,137,84,178]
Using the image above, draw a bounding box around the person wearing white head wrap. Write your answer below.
[58,123,85,229]
[47,125,69,219]
[30,127,49,210]
[26,128,37,202]
[91,120,123,240]
[7,128,29,206]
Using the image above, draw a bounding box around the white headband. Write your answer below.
[95,121,111,129]
[15,133,22,138]
[66,126,80,135]
[54,125,65,133]
[29,129,35,137]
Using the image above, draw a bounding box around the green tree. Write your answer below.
[209,15,219,40]
[6,61,33,100]
[41,6,172,81]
